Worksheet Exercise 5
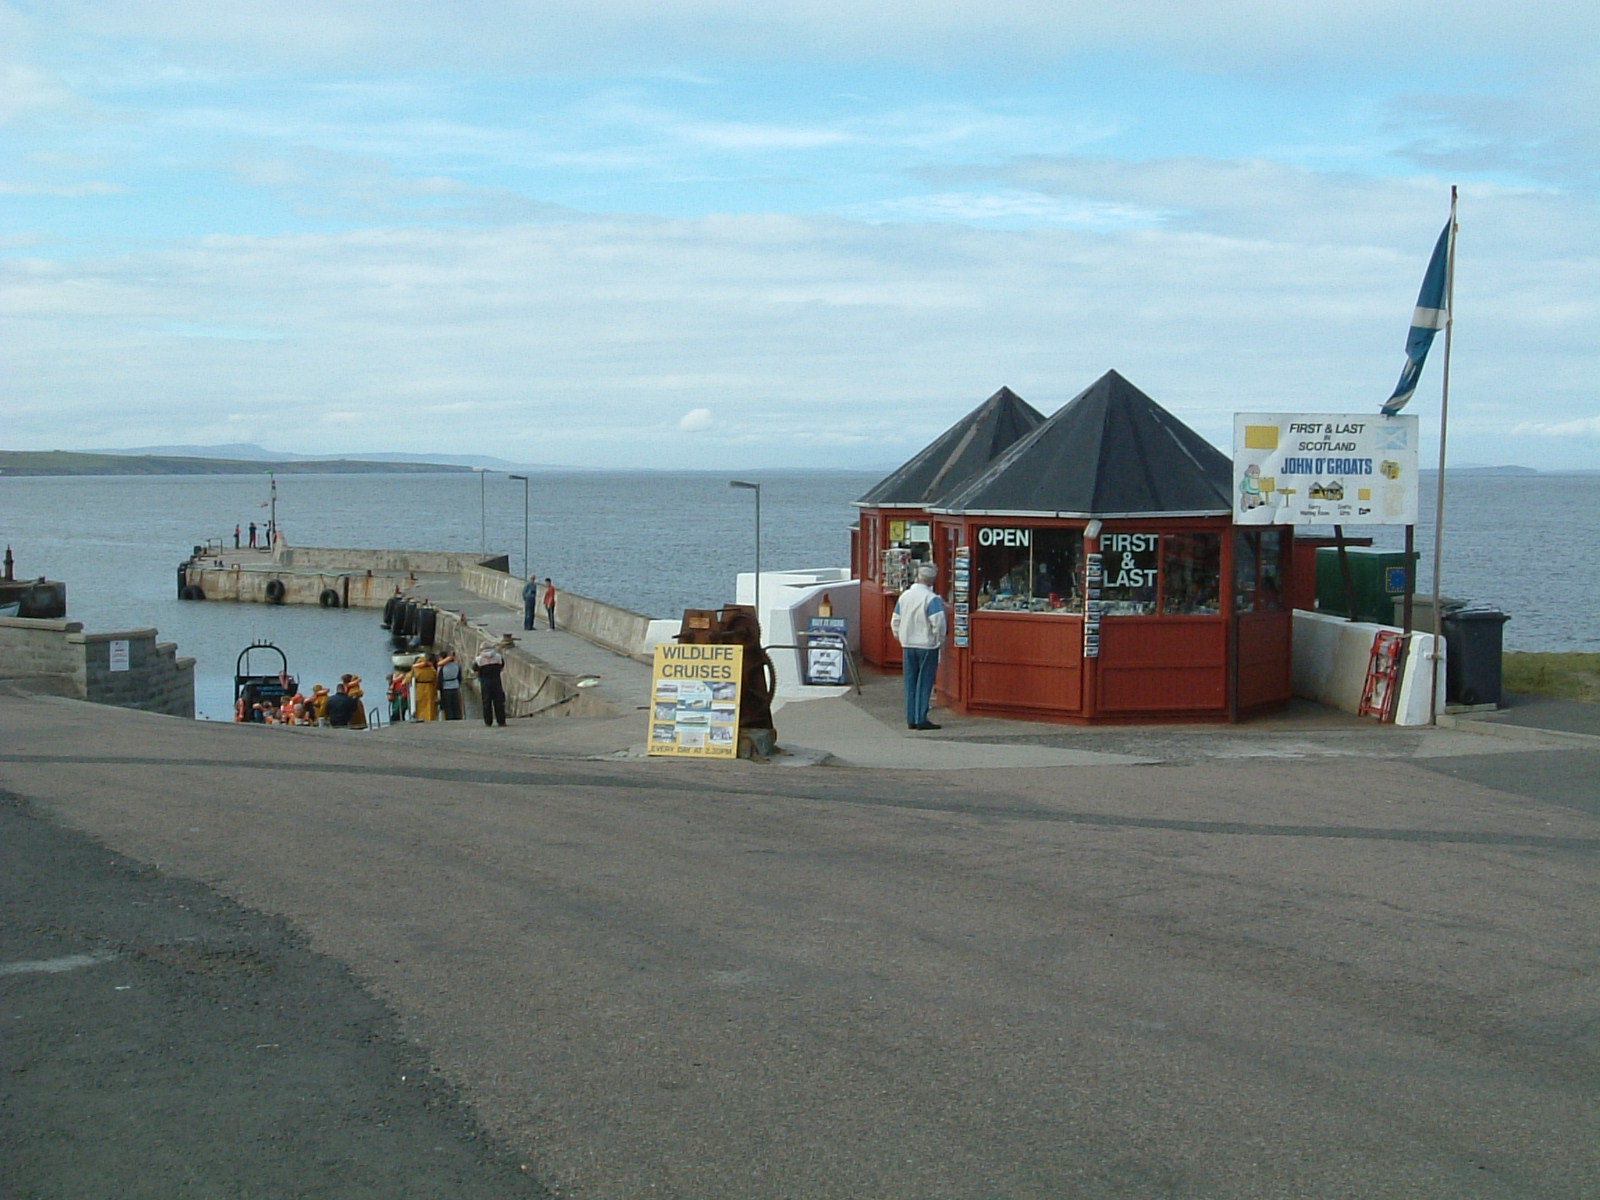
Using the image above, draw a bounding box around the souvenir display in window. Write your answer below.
[1160,533,1222,615]
[973,527,1084,614]
[882,547,913,593]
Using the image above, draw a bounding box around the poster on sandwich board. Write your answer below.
[647,642,743,758]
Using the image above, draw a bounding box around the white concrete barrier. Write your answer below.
[732,568,858,699]
[1292,610,1444,727]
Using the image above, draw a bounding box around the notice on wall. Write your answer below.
[108,639,130,672]
[1234,413,1419,526]
[647,643,744,758]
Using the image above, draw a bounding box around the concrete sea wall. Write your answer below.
[275,546,507,576]
[460,566,654,661]
[417,610,610,720]
[0,617,195,718]
[185,565,404,610]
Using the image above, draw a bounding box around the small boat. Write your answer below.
[234,641,297,723]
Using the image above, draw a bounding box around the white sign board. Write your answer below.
[108,639,130,672]
[1233,414,1419,526]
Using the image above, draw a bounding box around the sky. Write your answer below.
[2,1,1597,471]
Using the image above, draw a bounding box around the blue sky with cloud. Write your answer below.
[2,0,1596,469]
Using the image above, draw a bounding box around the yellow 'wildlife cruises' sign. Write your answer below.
[647,643,743,758]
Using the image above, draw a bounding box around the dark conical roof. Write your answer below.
[856,387,1045,508]
[933,370,1232,517]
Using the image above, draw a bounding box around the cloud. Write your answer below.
[843,189,1167,231]
[1510,416,1600,439]
[0,180,125,196]
[38,0,1600,77]
[3,169,1595,469]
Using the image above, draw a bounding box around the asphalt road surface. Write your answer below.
[2,691,1597,1199]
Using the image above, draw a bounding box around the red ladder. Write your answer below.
[1358,630,1405,722]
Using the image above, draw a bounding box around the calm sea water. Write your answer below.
[2,469,1595,719]
[0,470,878,719]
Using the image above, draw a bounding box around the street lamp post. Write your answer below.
[478,469,487,557]
[729,480,761,625]
[508,474,530,580]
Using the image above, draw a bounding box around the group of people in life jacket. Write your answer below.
[235,672,368,727]
[234,639,513,730]
[387,650,465,723]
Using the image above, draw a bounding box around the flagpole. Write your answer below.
[1428,186,1459,725]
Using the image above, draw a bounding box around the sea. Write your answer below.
[2,469,1595,720]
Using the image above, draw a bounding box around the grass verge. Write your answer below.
[1503,653,1600,703]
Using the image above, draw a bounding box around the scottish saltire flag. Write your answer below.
[1382,216,1454,416]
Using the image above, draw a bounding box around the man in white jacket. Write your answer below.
[891,563,947,730]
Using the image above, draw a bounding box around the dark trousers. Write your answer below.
[545,603,556,629]
[523,601,537,630]
[481,681,506,726]
[440,687,461,720]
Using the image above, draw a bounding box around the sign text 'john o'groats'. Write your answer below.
[647,643,744,759]
[1233,413,1419,527]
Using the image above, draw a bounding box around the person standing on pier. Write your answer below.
[437,651,462,720]
[234,524,241,549]
[409,654,440,722]
[543,577,557,630]
[248,522,258,549]
[521,574,539,631]
[473,645,508,727]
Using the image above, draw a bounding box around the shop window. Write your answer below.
[1234,529,1286,613]
[1160,534,1222,615]
[974,528,1084,614]
[1099,532,1159,615]
[882,517,933,591]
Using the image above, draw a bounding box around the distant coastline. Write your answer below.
[0,451,475,477]
[2,450,1590,480]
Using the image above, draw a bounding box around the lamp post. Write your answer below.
[508,474,530,580]
[729,479,761,624]
[477,468,487,557]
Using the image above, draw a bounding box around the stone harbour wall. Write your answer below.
[0,617,82,683]
[0,617,195,718]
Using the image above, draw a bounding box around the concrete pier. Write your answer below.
[179,540,510,609]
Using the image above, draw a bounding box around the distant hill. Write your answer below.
[86,443,528,470]
[0,451,477,477]
[1444,464,1539,476]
